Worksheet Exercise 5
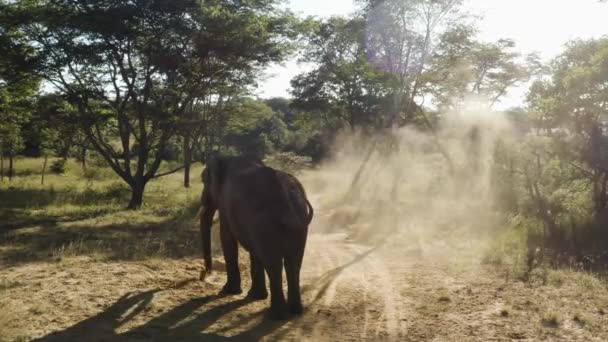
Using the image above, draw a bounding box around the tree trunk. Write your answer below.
[346,139,377,201]
[81,147,87,171]
[127,180,146,210]
[8,155,14,181]
[183,135,192,188]
[60,146,69,160]
[41,155,48,185]
[0,150,4,182]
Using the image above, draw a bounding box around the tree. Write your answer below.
[361,0,465,124]
[425,25,541,111]
[0,123,25,181]
[0,5,39,182]
[38,127,59,185]
[6,0,295,208]
[177,75,249,188]
[291,17,392,130]
[527,38,608,219]
[223,97,279,158]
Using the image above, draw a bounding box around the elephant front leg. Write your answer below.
[247,253,268,300]
[219,222,242,296]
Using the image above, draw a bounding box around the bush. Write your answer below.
[482,216,530,279]
[49,158,67,174]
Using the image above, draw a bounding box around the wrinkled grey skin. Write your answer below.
[199,155,313,320]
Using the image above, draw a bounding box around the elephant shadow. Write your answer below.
[33,236,388,342]
[33,285,288,342]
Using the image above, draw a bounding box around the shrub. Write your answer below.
[49,158,67,174]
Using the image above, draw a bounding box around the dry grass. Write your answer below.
[0,300,26,342]
[541,308,563,328]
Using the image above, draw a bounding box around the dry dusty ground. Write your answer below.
[1,201,608,342]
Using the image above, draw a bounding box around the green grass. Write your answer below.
[481,220,529,281]
[0,158,204,265]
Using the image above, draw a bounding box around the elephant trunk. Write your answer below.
[200,206,216,279]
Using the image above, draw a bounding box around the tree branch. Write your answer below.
[151,161,202,179]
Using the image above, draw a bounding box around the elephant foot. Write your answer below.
[219,283,242,296]
[289,302,304,315]
[246,288,268,301]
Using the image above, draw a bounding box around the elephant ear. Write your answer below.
[202,156,225,203]
[205,156,223,185]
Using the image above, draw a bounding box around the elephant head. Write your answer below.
[199,155,264,278]
[200,157,222,276]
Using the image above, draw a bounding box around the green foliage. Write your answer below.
[224,97,277,158]
[292,2,533,133]
[0,123,25,156]
[527,38,608,216]
[484,38,608,272]
[49,158,66,174]
[491,135,606,270]
[22,94,84,158]
[291,16,393,130]
[3,0,296,208]
[426,26,540,110]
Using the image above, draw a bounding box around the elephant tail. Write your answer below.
[275,170,314,228]
[305,198,314,225]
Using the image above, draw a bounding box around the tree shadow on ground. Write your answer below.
[33,289,288,342]
[0,206,119,232]
[0,186,129,211]
[0,185,130,233]
[0,218,203,267]
[0,196,204,266]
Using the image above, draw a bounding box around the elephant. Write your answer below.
[199,155,314,320]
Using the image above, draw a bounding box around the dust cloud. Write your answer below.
[299,101,514,254]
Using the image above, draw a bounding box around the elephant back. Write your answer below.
[274,170,314,228]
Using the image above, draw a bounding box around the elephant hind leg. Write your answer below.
[266,258,287,320]
[247,253,268,300]
[285,245,305,315]
[219,220,242,296]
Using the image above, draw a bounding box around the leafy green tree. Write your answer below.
[0,123,24,181]
[265,97,294,127]
[6,0,295,208]
[0,26,38,181]
[177,74,252,188]
[527,38,608,219]
[425,25,540,110]
[223,97,277,158]
[27,94,83,155]
[291,17,392,130]
[25,94,87,182]
[38,127,59,185]
[361,0,465,124]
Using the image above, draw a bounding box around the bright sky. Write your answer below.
[256,0,608,109]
